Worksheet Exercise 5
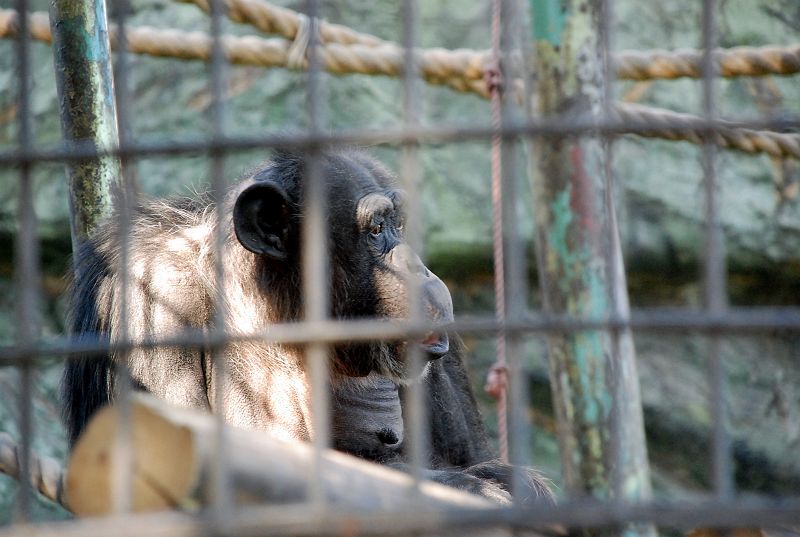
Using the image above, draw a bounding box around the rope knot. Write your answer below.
[484,363,508,400]
[286,13,314,70]
[483,59,504,96]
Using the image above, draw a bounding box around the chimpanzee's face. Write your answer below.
[233,150,453,381]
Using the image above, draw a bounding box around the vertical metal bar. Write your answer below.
[109,0,135,515]
[596,3,656,537]
[700,0,733,500]
[13,0,35,521]
[13,178,35,525]
[400,0,428,494]
[109,0,132,146]
[501,144,530,502]
[527,2,653,532]
[208,0,232,522]
[48,0,121,252]
[13,1,31,160]
[497,0,528,502]
[302,0,331,512]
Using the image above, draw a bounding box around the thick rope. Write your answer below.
[483,0,509,465]
[0,11,291,65]
[178,0,800,84]
[176,0,492,91]
[3,10,800,93]
[185,0,800,83]
[0,432,67,509]
[614,44,800,81]
[0,10,796,160]
[177,0,383,47]
[616,103,800,159]
[1,10,799,92]
[0,9,489,96]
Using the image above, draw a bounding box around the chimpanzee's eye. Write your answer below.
[370,222,383,236]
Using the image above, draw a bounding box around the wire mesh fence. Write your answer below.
[1,0,800,535]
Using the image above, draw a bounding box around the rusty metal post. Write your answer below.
[527,0,653,530]
[49,0,120,250]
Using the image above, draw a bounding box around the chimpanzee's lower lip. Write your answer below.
[420,331,439,346]
[421,333,449,358]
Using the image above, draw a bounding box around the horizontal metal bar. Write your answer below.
[1,498,800,537]
[2,307,800,366]
[234,499,800,533]
[0,115,797,166]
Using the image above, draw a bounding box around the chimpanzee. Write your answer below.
[63,149,552,503]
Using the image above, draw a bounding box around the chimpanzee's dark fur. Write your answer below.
[332,335,553,503]
[63,149,552,504]
[423,341,553,502]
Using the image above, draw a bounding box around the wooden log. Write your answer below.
[66,393,495,517]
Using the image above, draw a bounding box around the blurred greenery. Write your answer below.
[0,0,799,522]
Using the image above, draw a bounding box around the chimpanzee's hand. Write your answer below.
[464,460,555,504]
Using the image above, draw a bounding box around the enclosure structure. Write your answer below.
[1,0,800,535]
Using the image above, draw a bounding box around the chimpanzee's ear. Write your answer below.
[233,182,292,260]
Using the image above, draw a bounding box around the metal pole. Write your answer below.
[700,0,733,501]
[49,0,121,250]
[13,0,36,521]
[526,0,653,532]
[399,0,430,494]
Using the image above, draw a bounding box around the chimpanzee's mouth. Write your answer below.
[420,331,449,357]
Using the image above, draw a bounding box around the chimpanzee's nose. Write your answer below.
[376,427,400,446]
[388,244,431,278]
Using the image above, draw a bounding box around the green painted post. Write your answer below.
[527,0,654,532]
[49,0,121,251]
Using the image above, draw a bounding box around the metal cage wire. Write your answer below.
[4,0,800,535]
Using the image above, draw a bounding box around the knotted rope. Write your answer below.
[285,12,310,70]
